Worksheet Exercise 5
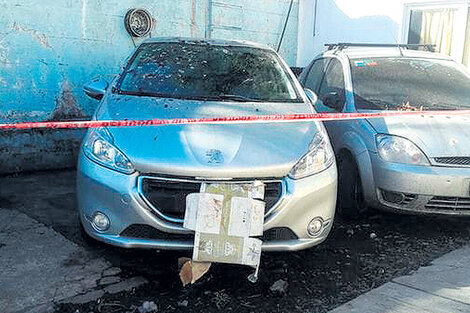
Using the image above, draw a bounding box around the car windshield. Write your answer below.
[350,57,470,111]
[117,42,300,102]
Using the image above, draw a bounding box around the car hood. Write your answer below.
[365,111,470,157]
[95,94,318,178]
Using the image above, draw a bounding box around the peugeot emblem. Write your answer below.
[206,149,224,164]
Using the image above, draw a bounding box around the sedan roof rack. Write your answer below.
[325,43,436,52]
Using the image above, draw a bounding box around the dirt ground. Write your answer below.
[1,169,470,313]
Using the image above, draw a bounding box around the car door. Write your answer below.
[304,57,347,151]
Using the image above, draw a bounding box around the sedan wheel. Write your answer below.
[337,153,367,219]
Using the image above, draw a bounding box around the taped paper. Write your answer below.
[228,197,265,237]
[193,232,262,267]
[248,180,265,200]
[184,193,224,234]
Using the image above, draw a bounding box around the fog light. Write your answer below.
[307,217,324,236]
[92,212,110,231]
[381,189,405,204]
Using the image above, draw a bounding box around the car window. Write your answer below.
[304,58,329,93]
[317,59,346,112]
[350,57,470,111]
[117,42,301,103]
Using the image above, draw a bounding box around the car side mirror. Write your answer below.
[304,88,318,105]
[323,90,344,111]
[84,77,109,100]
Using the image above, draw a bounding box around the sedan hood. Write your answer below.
[365,111,470,157]
[95,94,318,178]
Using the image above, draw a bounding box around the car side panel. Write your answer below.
[330,119,379,207]
[303,53,380,208]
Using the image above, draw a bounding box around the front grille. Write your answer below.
[140,177,283,222]
[120,224,194,240]
[434,157,470,166]
[121,224,296,242]
[141,179,199,220]
[425,196,470,211]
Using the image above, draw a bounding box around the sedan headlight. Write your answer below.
[83,127,135,174]
[289,132,335,179]
[376,134,429,165]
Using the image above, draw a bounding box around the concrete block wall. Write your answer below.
[0,0,298,174]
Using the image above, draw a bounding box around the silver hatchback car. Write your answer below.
[77,38,337,251]
[300,43,470,216]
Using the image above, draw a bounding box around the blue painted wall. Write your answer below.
[0,0,299,173]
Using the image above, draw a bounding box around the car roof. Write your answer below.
[143,37,272,50]
[321,47,453,61]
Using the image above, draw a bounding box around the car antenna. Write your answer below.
[397,43,404,56]
[390,32,404,56]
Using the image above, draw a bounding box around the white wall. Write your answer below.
[297,0,459,66]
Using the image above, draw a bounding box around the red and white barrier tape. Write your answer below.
[1,110,470,130]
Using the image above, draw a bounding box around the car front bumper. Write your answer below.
[77,152,337,251]
[370,153,470,215]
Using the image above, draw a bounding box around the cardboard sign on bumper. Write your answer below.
[181,182,265,284]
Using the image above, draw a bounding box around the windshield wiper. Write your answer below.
[423,104,468,111]
[117,90,171,98]
[115,90,265,102]
[213,94,263,102]
[358,98,392,109]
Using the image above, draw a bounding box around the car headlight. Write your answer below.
[289,131,335,179]
[83,127,135,174]
[376,134,429,165]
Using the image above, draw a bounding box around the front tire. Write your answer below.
[337,153,367,219]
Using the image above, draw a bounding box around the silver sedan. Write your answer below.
[300,44,470,216]
[77,38,337,251]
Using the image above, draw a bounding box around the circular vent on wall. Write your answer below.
[124,9,153,37]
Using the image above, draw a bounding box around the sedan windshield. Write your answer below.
[117,42,300,102]
[350,57,470,110]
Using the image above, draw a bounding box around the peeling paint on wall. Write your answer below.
[49,79,87,121]
[0,128,86,173]
[81,0,88,39]
[0,40,9,65]
[11,22,52,49]
[0,111,46,124]
[191,0,198,37]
